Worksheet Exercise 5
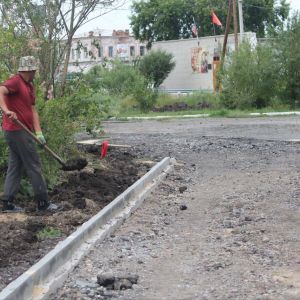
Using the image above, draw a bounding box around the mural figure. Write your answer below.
[191,48,209,73]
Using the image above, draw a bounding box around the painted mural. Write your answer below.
[191,47,209,73]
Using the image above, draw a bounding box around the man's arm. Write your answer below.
[32,105,42,132]
[0,86,17,119]
[32,105,46,144]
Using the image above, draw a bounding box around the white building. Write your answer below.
[152,32,257,92]
[68,30,147,73]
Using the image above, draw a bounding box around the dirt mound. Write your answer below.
[0,148,148,290]
[152,101,211,112]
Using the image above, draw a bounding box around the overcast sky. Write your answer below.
[77,0,300,35]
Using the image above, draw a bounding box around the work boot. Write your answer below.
[2,200,24,213]
[35,194,58,212]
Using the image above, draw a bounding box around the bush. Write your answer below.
[275,14,300,108]
[220,42,281,109]
[138,49,175,88]
[85,61,158,111]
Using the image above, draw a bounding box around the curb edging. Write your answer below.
[0,157,174,300]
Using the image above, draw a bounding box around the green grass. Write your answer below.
[37,227,62,239]
[114,92,298,120]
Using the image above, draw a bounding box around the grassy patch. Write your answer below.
[114,91,298,120]
[37,227,62,239]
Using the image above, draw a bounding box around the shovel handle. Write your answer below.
[13,119,66,167]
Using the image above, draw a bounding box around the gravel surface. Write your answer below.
[50,117,300,300]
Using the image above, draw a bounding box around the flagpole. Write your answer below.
[192,16,200,46]
[213,23,216,41]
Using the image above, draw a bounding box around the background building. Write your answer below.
[68,30,147,73]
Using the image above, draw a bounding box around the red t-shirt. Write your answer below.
[1,74,36,131]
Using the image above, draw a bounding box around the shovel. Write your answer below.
[14,118,87,171]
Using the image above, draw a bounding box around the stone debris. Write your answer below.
[97,274,138,290]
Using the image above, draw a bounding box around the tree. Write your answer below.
[56,0,126,96]
[130,0,290,47]
[0,0,64,98]
[138,49,175,88]
[0,0,126,97]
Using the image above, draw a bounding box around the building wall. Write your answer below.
[68,30,147,73]
[152,32,257,92]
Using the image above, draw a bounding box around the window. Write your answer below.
[140,46,145,56]
[84,46,88,58]
[130,46,135,57]
[76,49,81,59]
[98,46,103,57]
[71,49,75,60]
[108,46,113,57]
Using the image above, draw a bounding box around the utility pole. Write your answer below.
[238,0,244,42]
[232,0,239,50]
[222,0,232,60]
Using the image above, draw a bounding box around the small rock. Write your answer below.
[244,216,253,222]
[114,278,132,290]
[223,220,234,228]
[180,204,188,210]
[179,186,187,193]
[97,274,115,288]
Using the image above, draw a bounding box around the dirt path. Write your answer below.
[51,117,300,300]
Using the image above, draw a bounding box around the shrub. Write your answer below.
[275,14,300,108]
[138,49,176,88]
[220,42,281,109]
[85,61,158,111]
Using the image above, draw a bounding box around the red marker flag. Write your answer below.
[211,11,222,27]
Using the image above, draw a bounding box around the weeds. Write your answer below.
[37,227,62,239]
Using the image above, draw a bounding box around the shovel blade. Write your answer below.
[62,158,88,171]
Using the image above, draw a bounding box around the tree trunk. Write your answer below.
[59,39,72,97]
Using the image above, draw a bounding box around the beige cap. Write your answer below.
[18,56,39,72]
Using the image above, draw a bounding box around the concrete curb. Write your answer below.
[0,157,175,300]
[108,111,300,121]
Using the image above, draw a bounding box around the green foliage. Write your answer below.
[37,227,62,239]
[220,42,281,109]
[0,26,29,78]
[138,49,175,88]
[35,83,107,187]
[130,0,290,47]
[243,0,290,38]
[85,62,158,111]
[275,14,300,107]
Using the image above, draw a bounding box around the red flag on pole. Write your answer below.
[211,11,222,27]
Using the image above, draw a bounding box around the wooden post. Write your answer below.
[232,0,239,50]
[222,0,232,60]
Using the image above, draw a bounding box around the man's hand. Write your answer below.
[4,110,17,120]
[36,131,46,144]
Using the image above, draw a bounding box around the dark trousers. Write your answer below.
[3,130,48,202]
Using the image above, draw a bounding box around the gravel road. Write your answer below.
[51,117,300,300]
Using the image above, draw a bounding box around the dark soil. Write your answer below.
[0,148,149,290]
[152,101,211,112]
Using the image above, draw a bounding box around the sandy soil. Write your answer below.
[50,117,300,300]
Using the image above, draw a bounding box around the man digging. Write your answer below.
[0,56,58,212]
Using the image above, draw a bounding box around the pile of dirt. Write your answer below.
[152,101,211,112]
[0,148,149,290]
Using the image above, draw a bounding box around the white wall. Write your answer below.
[152,32,256,91]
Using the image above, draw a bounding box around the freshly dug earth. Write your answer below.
[152,101,211,112]
[0,149,149,290]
